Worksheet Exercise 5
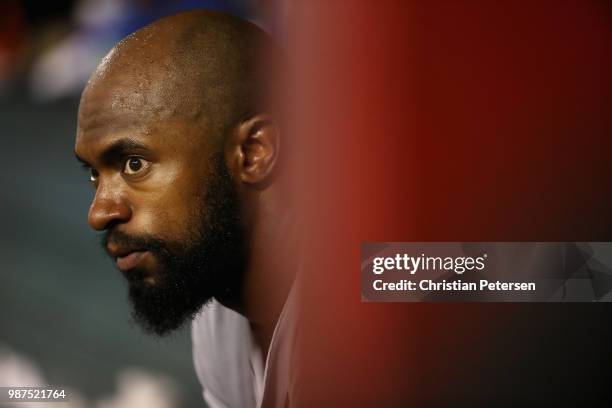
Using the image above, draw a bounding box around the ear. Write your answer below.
[231,114,280,185]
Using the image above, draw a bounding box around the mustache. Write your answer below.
[100,229,170,256]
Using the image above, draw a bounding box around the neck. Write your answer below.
[223,188,297,356]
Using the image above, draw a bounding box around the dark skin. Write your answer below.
[74,11,294,356]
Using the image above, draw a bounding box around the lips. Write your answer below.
[116,251,148,271]
[106,243,149,271]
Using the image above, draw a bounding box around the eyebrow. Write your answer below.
[75,152,90,168]
[75,138,150,168]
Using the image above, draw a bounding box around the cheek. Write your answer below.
[129,167,209,242]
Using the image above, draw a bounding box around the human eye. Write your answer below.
[122,156,151,176]
[90,167,99,183]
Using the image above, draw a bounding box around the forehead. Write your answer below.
[75,120,206,168]
[75,69,211,158]
[79,66,204,125]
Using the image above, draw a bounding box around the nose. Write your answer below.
[87,187,132,231]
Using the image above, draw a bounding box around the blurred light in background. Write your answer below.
[1,0,257,101]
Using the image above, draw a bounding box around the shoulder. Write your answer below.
[191,300,259,408]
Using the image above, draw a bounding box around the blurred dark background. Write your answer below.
[0,1,260,407]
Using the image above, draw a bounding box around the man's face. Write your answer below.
[75,80,245,335]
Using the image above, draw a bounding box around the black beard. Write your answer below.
[101,155,246,336]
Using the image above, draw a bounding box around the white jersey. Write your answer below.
[191,285,296,408]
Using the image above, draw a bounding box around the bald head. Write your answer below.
[80,10,274,145]
[73,9,287,335]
